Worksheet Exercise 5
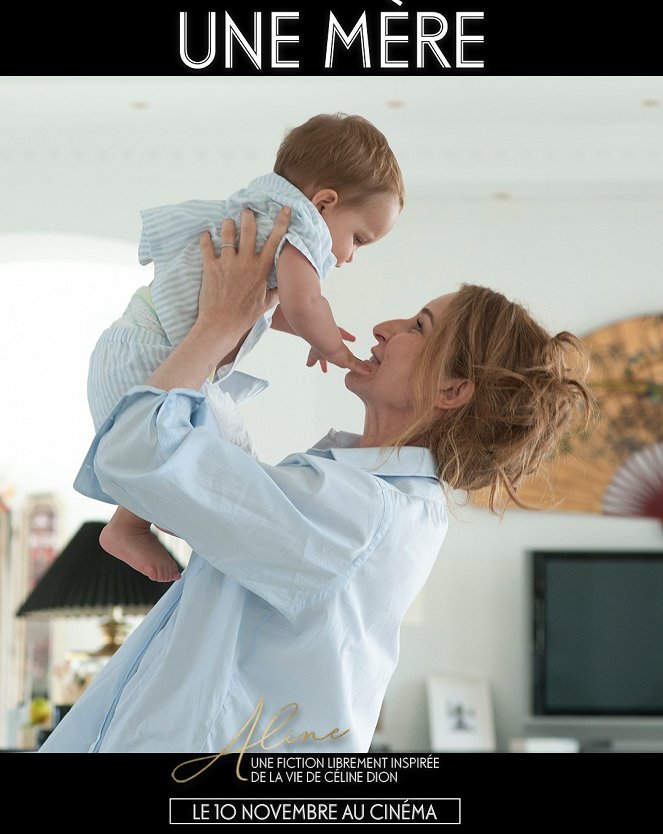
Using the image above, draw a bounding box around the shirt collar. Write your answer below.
[308,429,439,479]
[248,172,311,205]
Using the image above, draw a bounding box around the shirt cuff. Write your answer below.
[75,368,269,504]
[212,370,269,403]
[74,386,203,504]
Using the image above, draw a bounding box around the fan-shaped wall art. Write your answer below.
[474,313,663,519]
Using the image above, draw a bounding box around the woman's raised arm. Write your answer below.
[75,204,385,617]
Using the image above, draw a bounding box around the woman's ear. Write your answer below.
[434,378,474,410]
[312,188,339,213]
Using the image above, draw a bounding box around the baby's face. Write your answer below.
[322,193,401,267]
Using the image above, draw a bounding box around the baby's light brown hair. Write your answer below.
[274,113,405,209]
[393,284,596,514]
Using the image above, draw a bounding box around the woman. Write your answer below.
[41,208,591,755]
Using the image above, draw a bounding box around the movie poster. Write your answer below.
[1,3,661,827]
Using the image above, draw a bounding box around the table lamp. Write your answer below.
[16,520,183,654]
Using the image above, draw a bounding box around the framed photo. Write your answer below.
[427,674,496,752]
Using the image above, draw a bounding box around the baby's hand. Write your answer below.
[334,348,373,376]
[306,346,330,373]
[306,342,372,376]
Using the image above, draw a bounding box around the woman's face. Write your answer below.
[345,293,456,412]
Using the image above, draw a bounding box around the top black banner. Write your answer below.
[4,2,662,75]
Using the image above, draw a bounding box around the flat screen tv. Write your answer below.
[533,550,663,716]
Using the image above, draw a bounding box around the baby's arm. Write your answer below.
[270,303,297,335]
[276,243,370,374]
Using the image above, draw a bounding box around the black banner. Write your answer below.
[1,751,654,827]
[3,2,661,75]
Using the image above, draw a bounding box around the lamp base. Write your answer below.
[89,615,130,656]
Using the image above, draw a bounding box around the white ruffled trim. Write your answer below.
[201,380,259,460]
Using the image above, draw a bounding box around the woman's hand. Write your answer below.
[145,207,290,393]
[197,207,290,341]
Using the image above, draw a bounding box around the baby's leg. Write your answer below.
[99,507,181,582]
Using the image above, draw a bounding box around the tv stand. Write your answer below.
[583,738,663,753]
[524,716,663,752]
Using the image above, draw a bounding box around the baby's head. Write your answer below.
[274,113,404,267]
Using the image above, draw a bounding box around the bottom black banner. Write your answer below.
[2,751,650,827]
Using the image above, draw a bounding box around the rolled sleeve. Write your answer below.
[76,386,387,617]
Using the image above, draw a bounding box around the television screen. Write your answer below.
[533,551,663,715]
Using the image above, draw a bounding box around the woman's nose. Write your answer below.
[372,319,399,342]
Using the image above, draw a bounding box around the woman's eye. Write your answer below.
[412,318,423,331]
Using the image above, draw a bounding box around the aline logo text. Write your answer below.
[179,9,485,71]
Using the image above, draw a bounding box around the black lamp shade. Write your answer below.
[16,521,183,618]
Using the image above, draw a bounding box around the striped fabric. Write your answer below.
[139,173,336,347]
[86,173,335,431]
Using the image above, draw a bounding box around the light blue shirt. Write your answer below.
[41,378,447,754]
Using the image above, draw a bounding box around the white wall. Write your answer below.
[386,509,663,751]
[1,77,662,751]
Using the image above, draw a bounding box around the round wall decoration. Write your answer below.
[481,314,663,519]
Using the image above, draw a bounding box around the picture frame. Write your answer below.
[427,674,496,752]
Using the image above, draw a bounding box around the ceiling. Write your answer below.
[2,75,662,190]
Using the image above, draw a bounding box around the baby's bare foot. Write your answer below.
[99,518,181,582]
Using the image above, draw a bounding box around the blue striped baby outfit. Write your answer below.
[87,173,336,430]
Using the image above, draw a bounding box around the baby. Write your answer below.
[88,113,404,581]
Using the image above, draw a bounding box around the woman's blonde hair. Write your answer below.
[394,284,596,513]
[274,113,405,208]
